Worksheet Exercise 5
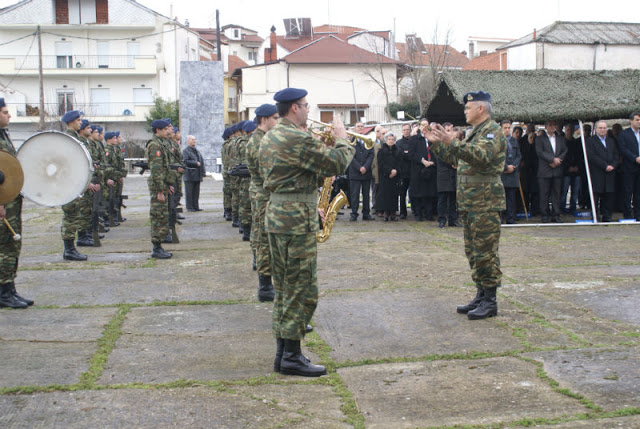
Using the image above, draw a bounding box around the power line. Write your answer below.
[41,27,181,42]
[1,34,37,91]
[0,32,37,47]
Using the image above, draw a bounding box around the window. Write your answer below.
[57,91,74,116]
[90,88,110,116]
[248,51,255,61]
[97,41,109,68]
[232,50,238,56]
[133,88,153,105]
[233,29,239,38]
[349,110,361,125]
[69,0,97,24]
[55,41,72,69]
[127,42,140,68]
[320,111,334,123]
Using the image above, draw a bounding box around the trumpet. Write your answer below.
[307,118,376,150]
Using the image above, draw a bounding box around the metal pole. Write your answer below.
[351,79,358,123]
[37,25,45,130]
[215,10,221,61]
[579,119,598,223]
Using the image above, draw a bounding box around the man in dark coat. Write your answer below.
[617,111,640,220]
[500,120,521,224]
[182,135,206,212]
[561,124,584,214]
[377,131,402,220]
[586,121,619,222]
[409,120,437,221]
[347,122,374,221]
[395,123,413,219]
[535,120,567,223]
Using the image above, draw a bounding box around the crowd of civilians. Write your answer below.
[333,111,640,225]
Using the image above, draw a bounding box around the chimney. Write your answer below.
[533,28,536,40]
[479,50,488,56]
[468,41,474,59]
[264,25,278,62]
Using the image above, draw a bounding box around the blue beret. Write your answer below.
[90,125,99,132]
[222,128,230,139]
[255,103,277,117]
[80,119,91,130]
[273,87,307,103]
[115,131,120,137]
[463,91,491,104]
[235,121,246,133]
[243,120,257,133]
[105,131,117,140]
[163,118,172,124]
[61,110,82,123]
[97,126,103,133]
[151,119,171,129]
[0,98,5,108]
[173,126,179,133]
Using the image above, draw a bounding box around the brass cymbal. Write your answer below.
[0,150,24,205]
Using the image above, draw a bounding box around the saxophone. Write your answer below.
[316,177,348,243]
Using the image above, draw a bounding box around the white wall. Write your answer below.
[506,44,537,70]
[543,44,640,70]
[348,33,390,57]
[0,0,53,24]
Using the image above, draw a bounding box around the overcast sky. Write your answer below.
[0,0,634,52]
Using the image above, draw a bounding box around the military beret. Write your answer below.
[115,131,120,137]
[163,117,172,124]
[235,121,246,132]
[243,120,257,133]
[255,103,277,117]
[0,98,5,109]
[151,119,171,129]
[97,126,104,133]
[222,128,230,139]
[61,110,83,123]
[105,131,117,140]
[80,119,91,130]
[463,91,491,104]
[273,87,307,103]
[173,126,179,134]
[90,125,99,132]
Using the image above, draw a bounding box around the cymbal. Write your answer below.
[0,150,24,205]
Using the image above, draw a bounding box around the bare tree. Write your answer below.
[357,32,396,122]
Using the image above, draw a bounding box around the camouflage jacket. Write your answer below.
[146,135,172,194]
[160,138,179,184]
[168,139,184,179]
[259,118,355,235]
[430,118,506,212]
[246,128,266,194]
[221,138,231,175]
[89,139,110,183]
[105,144,127,181]
[0,128,22,244]
[227,135,241,168]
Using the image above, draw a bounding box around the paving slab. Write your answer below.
[525,347,640,411]
[0,386,348,429]
[0,308,116,341]
[534,415,640,428]
[0,342,97,388]
[314,288,522,362]
[101,304,318,384]
[338,357,587,428]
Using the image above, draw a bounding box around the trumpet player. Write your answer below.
[0,98,33,308]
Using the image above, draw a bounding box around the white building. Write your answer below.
[499,21,640,70]
[0,0,205,143]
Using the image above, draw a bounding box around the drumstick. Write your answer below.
[3,218,21,241]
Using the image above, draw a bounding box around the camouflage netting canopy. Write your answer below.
[426,69,640,125]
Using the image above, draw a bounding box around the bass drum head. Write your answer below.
[17,130,92,207]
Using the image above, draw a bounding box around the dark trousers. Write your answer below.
[350,179,371,216]
[622,172,640,219]
[399,177,411,215]
[502,187,517,223]
[412,196,434,220]
[184,181,201,210]
[538,176,562,218]
[437,191,457,223]
[594,191,614,221]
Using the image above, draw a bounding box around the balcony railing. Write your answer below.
[8,102,153,118]
[5,55,156,70]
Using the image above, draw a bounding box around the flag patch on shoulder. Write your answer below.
[156,151,161,156]
[486,133,494,139]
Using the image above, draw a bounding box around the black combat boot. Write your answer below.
[305,325,313,333]
[238,224,243,234]
[76,230,94,247]
[242,224,251,241]
[231,215,239,227]
[63,239,88,261]
[456,287,484,314]
[151,242,172,259]
[280,339,326,377]
[9,282,34,306]
[224,208,232,221]
[258,274,275,302]
[0,282,28,309]
[467,287,498,320]
[273,338,284,373]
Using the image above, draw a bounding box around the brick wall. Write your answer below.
[96,0,109,24]
[55,0,68,24]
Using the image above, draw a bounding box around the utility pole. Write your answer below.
[216,10,221,61]
[37,25,45,130]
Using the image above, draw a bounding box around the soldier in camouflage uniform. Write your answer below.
[75,119,104,247]
[0,98,33,308]
[146,119,175,259]
[246,104,279,302]
[60,111,91,261]
[259,88,355,377]
[90,125,116,228]
[169,126,185,218]
[237,120,255,241]
[228,122,244,228]
[221,127,233,221]
[104,131,127,225]
[426,91,506,320]
[115,132,127,222]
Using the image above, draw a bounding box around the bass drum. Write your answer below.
[17,130,93,207]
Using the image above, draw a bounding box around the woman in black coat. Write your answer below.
[377,132,402,221]
[409,130,437,221]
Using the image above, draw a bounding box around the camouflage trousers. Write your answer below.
[0,196,22,283]
[251,191,270,275]
[61,193,91,240]
[230,176,240,218]
[268,232,317,340]
[222,173,232,211]
[149,190,169,243]
[238,178,251,225]
[460,210,502,289]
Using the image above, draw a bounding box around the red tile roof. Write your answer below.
[228,55,248,74]
[313,24,365,36]
[396,42,468,68]
[462,51,502,70]
[283,35,399,64]
[241,34,264,43]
